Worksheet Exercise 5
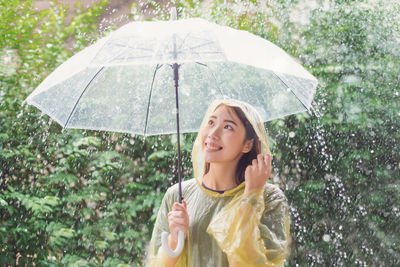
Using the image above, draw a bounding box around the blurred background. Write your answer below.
[1,0,399,266]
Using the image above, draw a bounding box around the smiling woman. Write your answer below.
[146,99,290,267]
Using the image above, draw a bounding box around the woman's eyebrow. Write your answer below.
[209,115,238,126]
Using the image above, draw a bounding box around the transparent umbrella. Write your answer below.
[25,11,318,258]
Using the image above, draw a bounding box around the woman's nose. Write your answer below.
[207,125,221,138]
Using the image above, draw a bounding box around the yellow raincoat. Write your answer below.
[146,99,290,266]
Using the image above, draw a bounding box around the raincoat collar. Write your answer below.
[195,176,245,197]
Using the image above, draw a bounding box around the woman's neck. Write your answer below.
[203,161,239,191]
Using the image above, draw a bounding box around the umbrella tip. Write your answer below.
[170,7,177,21]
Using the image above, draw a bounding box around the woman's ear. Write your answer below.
[242,139,254,153]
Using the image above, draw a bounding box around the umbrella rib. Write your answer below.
[95,42,153,65]
[187,34,225,56]
[195,62,226,97]
[176,34,223,59]
[188,40,218,51]
[112,54,153,62]
[104,46,136,65]
[176,33,191,54]
[103,41,153,65]
[195,62,207,67]
[144,64,163,135]
[273,73,310,111]
[64,67,105,128]
[113,42,153,52]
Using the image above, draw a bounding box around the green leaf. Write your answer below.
[125,182,150,190]
[104,231,117,241]
[72,136,101,149]
[0,197,8,207]
[46,172,78,185]
[94,240,108,250]
[148,150,173,160]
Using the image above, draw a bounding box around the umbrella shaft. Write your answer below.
[173,63,183,204]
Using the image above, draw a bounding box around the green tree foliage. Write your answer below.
[1,0,399,266]
[276,1,400,265]
[0,0,188,265]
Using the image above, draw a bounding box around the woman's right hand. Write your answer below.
[167,200,189,246]
[243,153,272,197]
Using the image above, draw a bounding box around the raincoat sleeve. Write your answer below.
[207,184,290,266]
[146,186,187,267]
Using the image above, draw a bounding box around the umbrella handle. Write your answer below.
[161,230,184,258]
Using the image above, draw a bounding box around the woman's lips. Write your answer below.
[205,141,222,152]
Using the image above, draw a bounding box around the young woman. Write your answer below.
[147,99,290,267]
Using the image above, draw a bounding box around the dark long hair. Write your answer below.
[231,106,260,185]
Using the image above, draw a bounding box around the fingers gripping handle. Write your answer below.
[161,230,184,258]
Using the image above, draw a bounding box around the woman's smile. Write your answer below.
[205,141,223,152]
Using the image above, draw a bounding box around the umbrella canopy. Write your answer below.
[26,18,318,136]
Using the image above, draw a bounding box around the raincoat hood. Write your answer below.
[192,99,271,197]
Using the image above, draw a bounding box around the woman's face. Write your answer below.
[201,105,252,164]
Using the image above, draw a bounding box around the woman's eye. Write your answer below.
[224,125,233,130]
[208,120,214,125]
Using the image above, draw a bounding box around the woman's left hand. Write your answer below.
[243,153,272,197]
